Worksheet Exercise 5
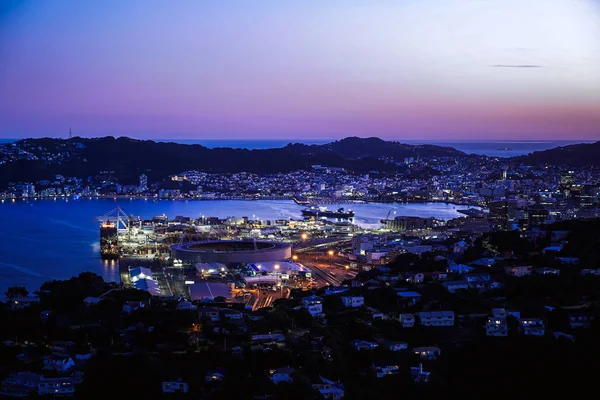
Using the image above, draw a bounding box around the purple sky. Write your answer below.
[1,0,599,140]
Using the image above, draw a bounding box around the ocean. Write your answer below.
[0,198,467,292]
[1,138,594,157]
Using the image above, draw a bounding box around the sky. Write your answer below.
[0,0,599,140]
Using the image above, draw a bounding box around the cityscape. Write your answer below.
[1,0,599,399]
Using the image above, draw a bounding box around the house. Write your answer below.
[447,263,474,275]
[2,372,78,397]
[519,318,545,336]
[176,301,197,310]
[221,309,244,320]
[162,380,189,394]
[350,340,378,351]
[324,286,349,296]
[431,271,448,281]
[83,296,102,306]
[405,272,424,284]
[453,240,468,253]
[373,365,400,378]
[536,267,561,276]
[465,273,491,283]
[410,364,431,383]
[418,311,455,327]
[341,296,364,308]
[206,370,225,382]
[313,377,344,399]
[8,295,40,310]
[399,313,416,328]
[580,269,600,276]
[442,280,469,294]
[469,257,495,267]
[504,266,532,277]
[385,341,409,351]
[486,308,508,336]
[198,307,221,321]
[122,301,147,314]
[413,346,442,360]
[568,312,595,329]
[368,307,387,320]
[302,295,324,317]
[396,291,421,307]
[269,367,295,384]
[42,355,75,372]
[558,257,580,265]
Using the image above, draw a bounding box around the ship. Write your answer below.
[496,147,512,151]
[301,206,355,219]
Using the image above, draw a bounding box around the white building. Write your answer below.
[418,311,455,327]
[399,313,416,328]
[341,296,364,308]
[162,380,189,394]
[302,295,323,317]
[269,367,295,384]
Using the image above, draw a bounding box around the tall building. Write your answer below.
[488,201,508,231]
[139,174,148,191]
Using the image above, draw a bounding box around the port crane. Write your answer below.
[93,207,140,239]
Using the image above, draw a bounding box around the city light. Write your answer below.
[292,255,298,261]
[328,250,334,256]
[301,233,308,240]
[274,264,280,270]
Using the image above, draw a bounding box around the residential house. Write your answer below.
[410,364,431,383]
[442,280,469,294]
[453,240,468,253]
[324,286,349,296]
[447,263,474,275]
[504,266,532,277]
[396,291,421,308]
[568,312,595,329]
[413,346,442,360]
[198,307,221,321]
[580,269,600,276]
[2,372,78,397]
[341,296,364,308]
[373,365,400,378]
[405,272,424,284]
[465,273,491,283]
[368,307,387,321]
[399,313,416,328]
[176,301,197,310]
[486,308,509,336]
[206,370,225,382]
[431,271,448,281]
[519,318,545,336]
[418,311,455,327]
[313,377,345,400]
[162,380,189,394]
[385,341,409,352]
[221,309,244,320]
[83,297,102,306]
[8,295,40,310]
[42,355,75,372]
[350,340,378,351]
[269,367,295,384]
[536,267,561,276]
[469,257,495,267]
[302,295,324,317]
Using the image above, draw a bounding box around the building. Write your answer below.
[519,318,545,336]
[385,341,409,351]
[340,296,364,308]
[349,340,378,351]
[489,201,508,230]
[381,216,434,231]
[413,347,442,360]
[504,266,532,277]
[410,364,431,383]
[1,372,79,397]
[301,295,324,317]
[162,380,189,394]
[269,367,295,384]
[312,377,345,400]
[418,311,455,326]
[486,308,509,336]
[373,365,400,378]
[442,280,469,293]
[399,313,416,328]
[139,174,148,191]
[396,291,421,307]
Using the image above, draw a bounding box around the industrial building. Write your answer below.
[171,240,292,265]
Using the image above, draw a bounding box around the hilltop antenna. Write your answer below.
[69,127,73,139]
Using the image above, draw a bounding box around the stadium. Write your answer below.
[170,240,292,265]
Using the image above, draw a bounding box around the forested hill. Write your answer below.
[0,136,466,186]
[517,141,600,167]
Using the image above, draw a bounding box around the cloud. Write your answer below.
[492,64,544,68]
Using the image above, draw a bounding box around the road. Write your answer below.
[297,254,357,287]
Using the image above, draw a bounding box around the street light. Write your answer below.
[328,250,334,256]
[292,255,298,261]
[301,233,308,240]
[274,264,280,270]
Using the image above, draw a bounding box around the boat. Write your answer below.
[496,147,512,151]
[301,206,355,219]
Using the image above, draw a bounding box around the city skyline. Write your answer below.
[1,0,599,140]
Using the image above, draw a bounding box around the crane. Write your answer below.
[93,207,139,240]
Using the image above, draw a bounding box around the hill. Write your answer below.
[0,136,466,187]
[517,141,600,166]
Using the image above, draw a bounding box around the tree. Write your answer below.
[5,286,28,301]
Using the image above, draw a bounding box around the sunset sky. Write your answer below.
[0,0,599,140]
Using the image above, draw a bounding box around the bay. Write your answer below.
[0,198,466,292]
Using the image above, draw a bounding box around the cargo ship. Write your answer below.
[301,206,355,219]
